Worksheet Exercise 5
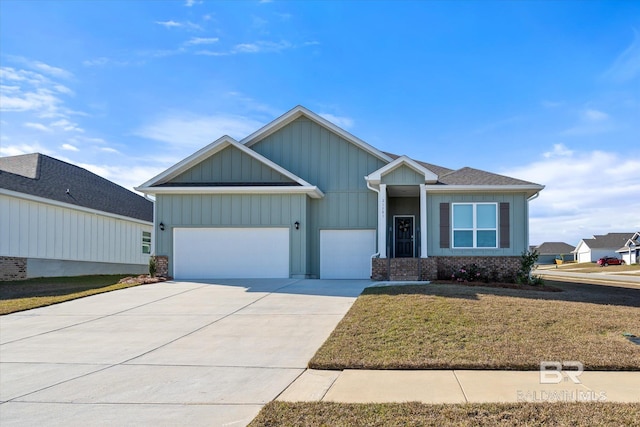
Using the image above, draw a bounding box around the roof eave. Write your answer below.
[135,185,325,199]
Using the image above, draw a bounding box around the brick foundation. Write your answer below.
[154,255,169,278]
[372,256,519,283]
[0,257,27,281]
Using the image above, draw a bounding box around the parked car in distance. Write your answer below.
[597,256,626,266]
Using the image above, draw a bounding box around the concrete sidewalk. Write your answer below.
[278,369,640,403]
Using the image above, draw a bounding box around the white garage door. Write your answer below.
[173,228,289,279]
[320,229,376,279]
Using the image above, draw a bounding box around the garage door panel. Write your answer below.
[320,230,375,279]
[174,228,289,279]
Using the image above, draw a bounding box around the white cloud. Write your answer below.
[603,29,640,83]
[583,109,609,122]
[99,147,120,154]
[184,0,202,6]
[156,20,182,28]
[561,108,613,135]
[23,122,52,132]
[502,146,640,246]
[51,119,83,133]
[0,142,51,157]
[319,113,354,129]
[197,40,295,56]
[61,143,79,151]
[78,163,166,193]
[32,61,73,80]
[543,143,573,158]
[133,112,265,149]
[185,37,219,46]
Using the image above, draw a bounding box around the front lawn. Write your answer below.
[0,275,139,314]
[309,282,640,370]
[250,402,640,427]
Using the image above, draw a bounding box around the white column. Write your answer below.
[378,184,387,258]
[420,184,427,258]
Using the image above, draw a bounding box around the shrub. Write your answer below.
[516,250,544,286]
[451,263,486,282]
[149,256,157,277]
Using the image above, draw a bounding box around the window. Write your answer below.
[452,203,497,248]
[142,231,151,254]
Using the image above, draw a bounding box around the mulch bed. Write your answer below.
[117,275,172,285]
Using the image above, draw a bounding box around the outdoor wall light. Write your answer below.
[159,222,165,231]
[294,221,300,230]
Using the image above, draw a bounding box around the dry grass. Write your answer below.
[250,401,640,427]
[309,282,640,370]
[554,263,640,274]
[0,275,141,314]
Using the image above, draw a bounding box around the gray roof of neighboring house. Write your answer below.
[0,153,153,222]
[534,242,575,255]
[579,232,635,250]
[383,152,539,186]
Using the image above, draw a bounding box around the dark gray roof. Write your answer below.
[0,153,153,222]
[586,232,635,249]
[383,152,540,186]
[439,167,539,186]
[534,242,575,255]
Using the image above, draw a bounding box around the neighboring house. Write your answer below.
[136,106,544,281]
[616,231,640,264]
[572,232,635,263]
[530,242,575,264]
[0,153,153,280]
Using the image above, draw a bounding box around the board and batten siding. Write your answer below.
[427,192,528,256]
[381,165,425,185]
[0,194,151,265]
[155,193,307,277]
[250,116,386,277]
[168,145,294,184]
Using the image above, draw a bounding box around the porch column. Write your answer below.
[378,184,387,258]
[420,184,427,257]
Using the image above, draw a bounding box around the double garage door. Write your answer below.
[173,228,375,279]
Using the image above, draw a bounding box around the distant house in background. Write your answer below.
[530,242,575,264]
[616,231,640,265]
[0,153,153,280]
[572,232,635,263]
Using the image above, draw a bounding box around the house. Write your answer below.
[530,242,575,264]
[0,153,153,280]
[616,231,640,264]
[572,232,635,263]
[136,106,544,281]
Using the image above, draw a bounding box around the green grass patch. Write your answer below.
[0,275,139,314]
[249,401,640,427]
[309,282,640,370]
[554,263,640,273]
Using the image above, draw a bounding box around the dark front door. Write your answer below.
[394,216,414,258]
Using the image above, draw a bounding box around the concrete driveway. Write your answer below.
[0,279,369,426]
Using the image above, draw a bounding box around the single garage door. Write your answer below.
[320,229,376,279]
[173,228,289,279]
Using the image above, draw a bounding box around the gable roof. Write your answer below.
[136,136,324,198]
[0,153,153,222]
[365,155,438,184]
[242,105,393,163]
[616,231,640,252]
[534,242,575,255]
[573,232,635,252]
[383,152,453,177]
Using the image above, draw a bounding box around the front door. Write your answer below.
[394,216,414,258]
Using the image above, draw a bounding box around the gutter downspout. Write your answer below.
[526,191,541,261]
[367,180,381,260]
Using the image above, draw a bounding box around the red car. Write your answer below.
[597,256,625,266]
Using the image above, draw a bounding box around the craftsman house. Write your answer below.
[137,106,543,280]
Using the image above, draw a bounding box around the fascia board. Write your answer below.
[424,184,545,193]
[241,105,393,163]
[0,188,153,226]
[366,155,438,183]
[137,136,236,188]
[137,185,324,199]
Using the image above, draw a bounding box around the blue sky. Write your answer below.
[1,0,639,246]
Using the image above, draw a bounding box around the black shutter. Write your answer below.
[499,202,510,248]
[440,203,450,248]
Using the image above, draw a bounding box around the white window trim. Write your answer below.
[142,231,152,254]
[451,202,498,249]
